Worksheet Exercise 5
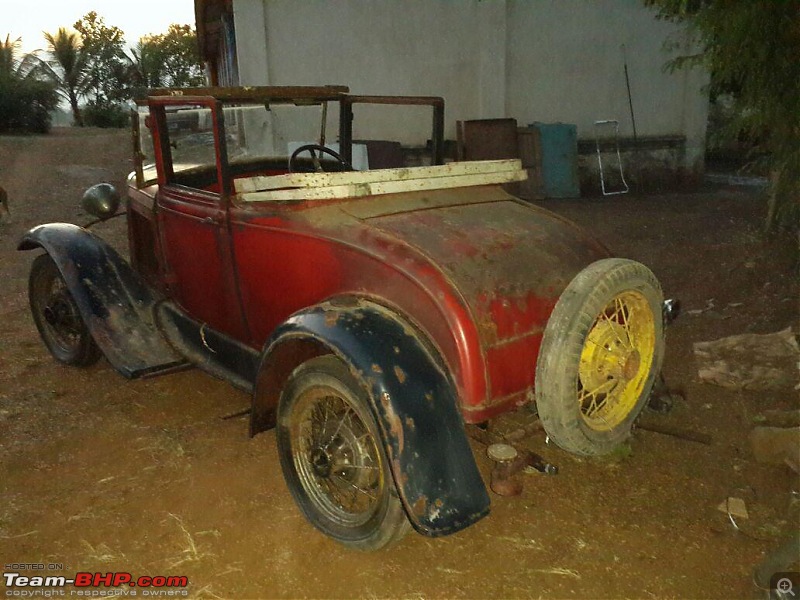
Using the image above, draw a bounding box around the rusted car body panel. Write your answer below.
[254,300,491,535]
[231,186,609,423]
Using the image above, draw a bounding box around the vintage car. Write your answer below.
[19,86,672,550]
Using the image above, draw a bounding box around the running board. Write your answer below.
[156,302,260,393]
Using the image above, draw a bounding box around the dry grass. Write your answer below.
[81,540,124,563]
[167,513,211,568]
[530,567,581,579]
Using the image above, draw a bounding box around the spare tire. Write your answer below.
[535,258,665,455]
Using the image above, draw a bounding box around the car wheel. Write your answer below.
[277,355,411,551]
[29,253,101,367]
[535,258,665,455]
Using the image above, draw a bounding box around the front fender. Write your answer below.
[18,223,185,377]
[252,299,490,537]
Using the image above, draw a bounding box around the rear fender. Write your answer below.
[251,298,490,537]
[18,223,185,377]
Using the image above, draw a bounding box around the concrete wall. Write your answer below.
[231,0,709,170]
[504,0,709,169]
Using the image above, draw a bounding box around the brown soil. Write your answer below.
[1,128,798,599]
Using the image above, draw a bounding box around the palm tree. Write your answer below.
[0,35,58,133]
[0,35,40,82]
[118,41,158,101]
[41,28,90,126]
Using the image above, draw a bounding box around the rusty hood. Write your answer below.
[345,188,609,346]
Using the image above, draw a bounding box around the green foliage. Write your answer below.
[129,24,204,99]
[81,101,128,128]
[0,35,39,82]
[0,78,58,134]
[73,11,128,110]
[0,36,58,134]
[644,0,800,232]
[41,28,91,126]
[9,13,206,131]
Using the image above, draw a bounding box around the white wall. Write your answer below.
[231,0,709,167]
[505,0,709,167]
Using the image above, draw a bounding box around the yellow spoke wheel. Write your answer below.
[578,291,656,431]
[535,259,665,456]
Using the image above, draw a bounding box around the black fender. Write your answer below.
[18,223,185,377]
[251,299,490,537]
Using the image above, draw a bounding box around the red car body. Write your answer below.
[20,86,666,547]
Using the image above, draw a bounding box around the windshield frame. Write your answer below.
[131,87,446,195]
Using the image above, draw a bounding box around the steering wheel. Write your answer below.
[288,144,351,173]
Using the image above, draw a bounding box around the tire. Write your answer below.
[29,253,101,367]
[535,258,665,456]
[276,355,410,551]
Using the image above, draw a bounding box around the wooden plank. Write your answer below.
[235,159,523,193]
[140,85,349,106]
[240,169,527,203]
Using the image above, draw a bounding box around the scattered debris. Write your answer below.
[645,393,676,414]
[717,496,749,520]
[504,420,545,442]
[472,429,558,497]
[487,445,523,494]
[486,447,558,496]
[754,409,800,429]
[686,298,716,316]
[749,426,800,466]
[487,443,518,462]
[693,327,799,390]
[635,418,712,445]
[646,373,683,414]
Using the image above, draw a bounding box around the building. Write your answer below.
[195,0,710,192]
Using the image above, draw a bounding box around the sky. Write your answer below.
[2,0,197,54]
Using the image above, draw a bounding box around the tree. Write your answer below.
[128,39,162,91]
[0,35,58,133]
[129,24,205,98]
[644,0,800,232]
[41,28,91,126]
[73,11,128,110]
[0,35,15,78]
[0,35,39,81]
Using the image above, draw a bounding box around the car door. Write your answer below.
[150,98,248,341]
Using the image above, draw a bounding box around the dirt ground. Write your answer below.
[0,128,798,599]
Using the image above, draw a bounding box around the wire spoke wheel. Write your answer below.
[293,389,383,527]
[277,355,410,550]
[28,254,101,366]
[578,291,656,431]
[536,259,665,455]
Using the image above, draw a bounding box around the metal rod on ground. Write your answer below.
[636,419,712,445]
